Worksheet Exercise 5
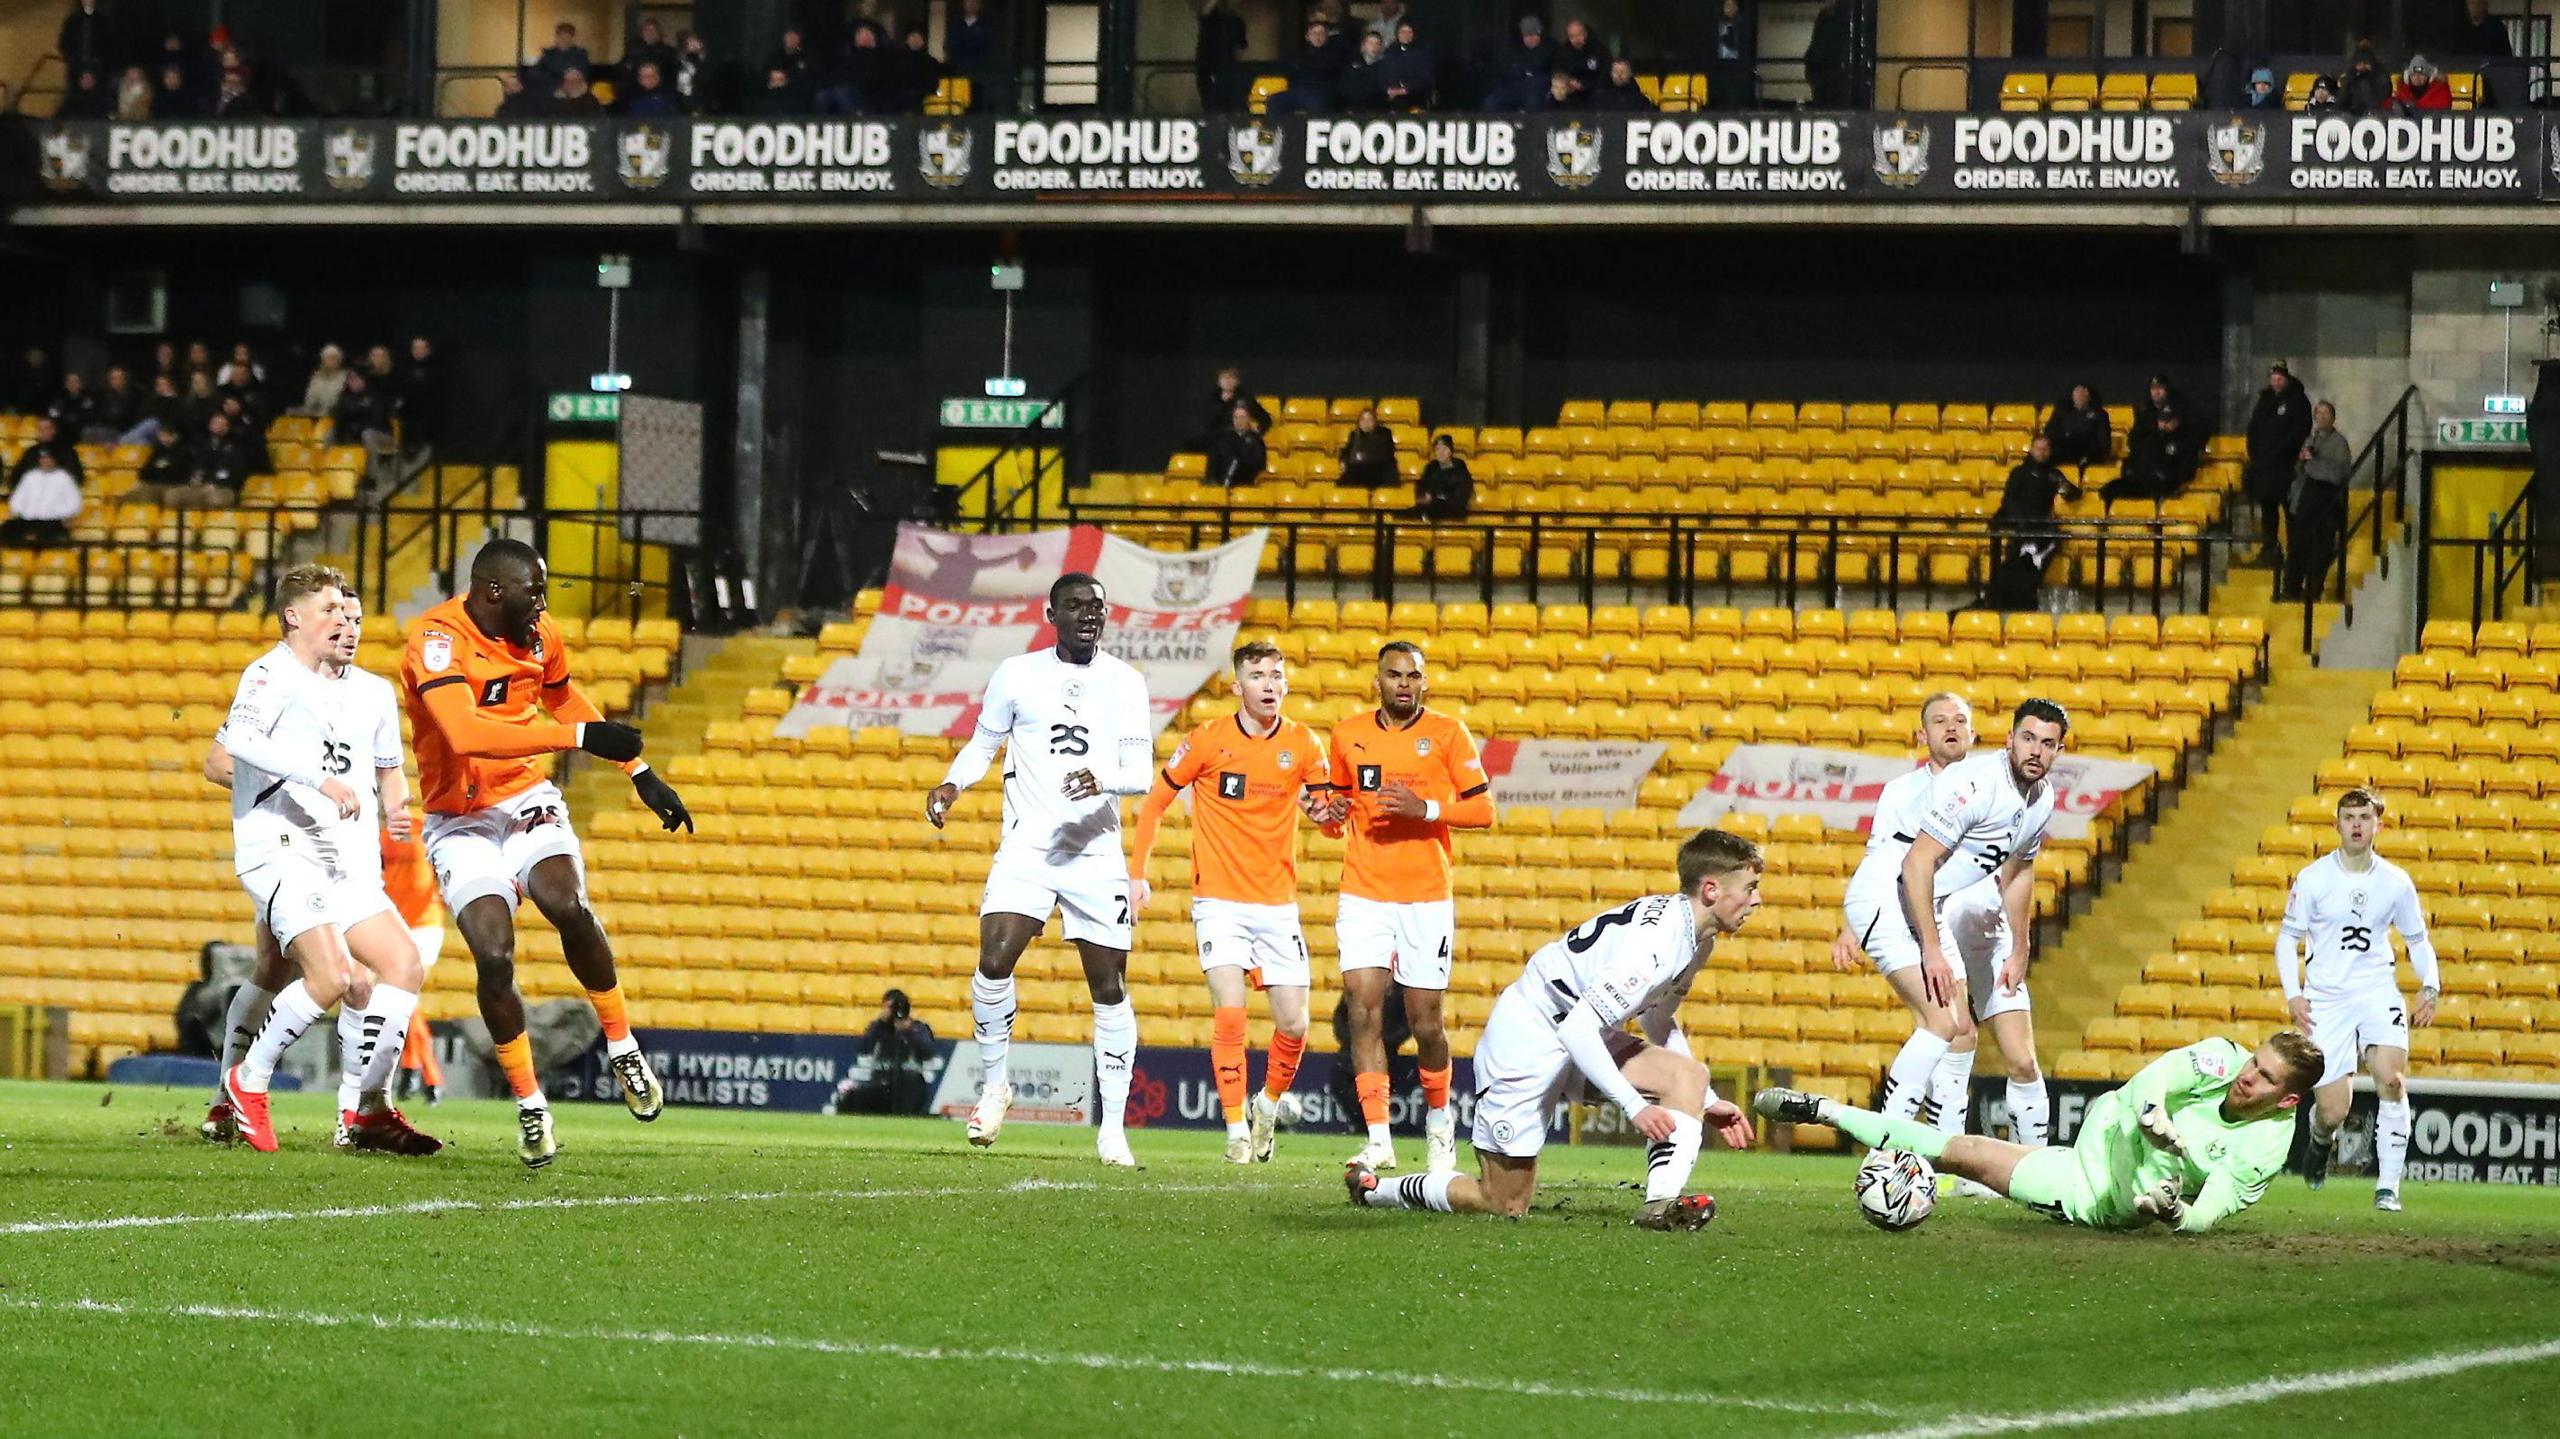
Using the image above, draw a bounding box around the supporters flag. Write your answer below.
[1677,743,2148,840]
[1478,739,1663,816]
[778,523,1265,739]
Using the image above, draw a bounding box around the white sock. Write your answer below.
[1092,999,1136,1128]
[1227,1120,1249,1141]
[1368,1119,1393,1147]
[1930,1046,1977,1137]
[1881,1028,1951,1121]
[1364,1172,1457,1211]
[217,982,275,1100]
[1644,1111,1705,1202]
[237,981,327,1093]
[353,987,419,1105]
[605,1033,640,1060]
[970,972,1016,1093]
[519,1090,549,1111]
[2376,1097,2411,1191]
[334,1005,366,1114]
[2006,1076,2051,1147]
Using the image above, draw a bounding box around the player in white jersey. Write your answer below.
[212,566,440,1155]
[925,573,1156,1166]
[1890,698,2068,1154]
[1346,829,1761,1229]
[2280,788,2439,1211]
[201,590,440,1156]
[1835,691,2014,1148]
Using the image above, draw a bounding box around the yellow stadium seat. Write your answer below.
[2045,74,2098,110]
[2098,73,2148,110]
[2148,72,2198,110]
[1999,72,2047,110]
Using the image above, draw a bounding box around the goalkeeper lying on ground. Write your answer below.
[1756,1031,2324,1233]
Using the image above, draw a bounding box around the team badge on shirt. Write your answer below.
[1415,737,1433,756]
[1277,750,1293,768]
[2192,1046,2231,1080]
[420,633,453,672]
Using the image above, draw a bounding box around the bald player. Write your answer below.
[400,538,692,1168]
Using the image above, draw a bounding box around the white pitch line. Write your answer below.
[0,1176,1251,1239]
[1842,1335,2560,1439]
[0,1295,1896,1419]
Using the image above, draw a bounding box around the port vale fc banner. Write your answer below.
[13,112,2552,206]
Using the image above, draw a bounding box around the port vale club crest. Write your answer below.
[619,125,673,189]
[1545,122,1602,188]
[920,123,973,187]
[39,127,91,189]
[1226,121,1283,187]
[324,127,376,190]
[1871,120,1929,186]
[2206,118,2266,186]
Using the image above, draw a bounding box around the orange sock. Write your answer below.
[493,1033,540,1100]
[1262,1030,1306,1101]
[400,1010,443,1088]
[585,985,631,1044]
[1355,1070,1390,1127]
[1420,1064,1451,1113]
[1211,1005,1249,1125]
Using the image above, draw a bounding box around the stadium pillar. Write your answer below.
[736,262,784,606]
[405,1,439,117]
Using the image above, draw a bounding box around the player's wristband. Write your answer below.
[1423,799,1441,823]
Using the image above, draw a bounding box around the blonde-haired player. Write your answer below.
[1128,639,1333,1163]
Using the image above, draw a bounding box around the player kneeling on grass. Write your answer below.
[1347,829,1762,1229]
[1756,1030,2323,1233]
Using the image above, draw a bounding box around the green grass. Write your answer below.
[1,1079,2556,1438]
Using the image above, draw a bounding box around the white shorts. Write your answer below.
[238,853,397,949]
[424,781,584,915]
[1192,897,1311,988]
[410,924,444,971]
[980,848,1131,949]
[1467,986,1653,1160]
[1336,894,1455,991]
[2306,988,2410,1087]
[1843,880,2028,1022]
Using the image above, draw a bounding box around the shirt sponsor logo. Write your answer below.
[1357,764,1383,791]
[1218,772,1246,800]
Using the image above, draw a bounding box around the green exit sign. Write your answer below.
[2436,417,2527,447]
[939,397,1064,430]
[547,392,622,423]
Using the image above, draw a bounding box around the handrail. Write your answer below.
[10,53,66,116]
[0,502,328,612]
[2429,476,2539,633]
[2297,383,2421,656]
[946,372,1089,532]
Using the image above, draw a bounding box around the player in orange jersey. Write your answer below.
[380,809,447,1103]
[399,538,692,1169]
[1128,639,1334,1165]
[1319,641,1494,1175]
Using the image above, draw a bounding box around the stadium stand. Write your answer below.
[2056,620,2560,1086]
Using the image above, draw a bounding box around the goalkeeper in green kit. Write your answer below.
[1756,1031,2324,1232]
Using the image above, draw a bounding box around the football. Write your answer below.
[1855,1149,1939,1232]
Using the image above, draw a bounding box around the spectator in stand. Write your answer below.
[153,62,197,117]
[11,348,56,413]
[1339,408,1397,486]
[851,0,896,50]
[184,340,215,381]
[1195,0,1247,111]
[626,16,679,87]
[128,419,196,506]
[2043,383,2110,469]
[552,66,603,115]
[92,364,141,445]
[179,371,219,437]
[1805,0,1852,107]
[749,66,805,115]
[2342,40,2388,114]
[2304,75,2342,111]
[1411,434,1473,519]
[212,68,254,118]
[1554,19,1609,105]
[60,1,117,77]
[770,28,815,90]
[1380,21,1435,110]
[329,370,392,448]
[195,411,261,501]
[1486,16,1556,111]
[1591,57,1655,110]
[2244,360,2314,569]
[536,22,590,85]
[891,28,946,113]
[138,374,186,439]
[46,372,98,441]
[2243,66,2279,108]
[1711,0,1753,110]
[11,416,82,485]
[620,61,680,115]
[1198,367,1271,448]
[1534,71,1577,109]
[59,66,113,119]
[950,0,997,79]
[2133,372,2187,444]
[2393,54,2453,111]
[216,343,264,406]
[298,344,350,416]
[1370,0,1412,48]
[673,31,732,114]
[2104,406,2199,505]
[215,395,268,462]
[2281,400,2352,602]
[494,70,547,117]
[2455,0,2512,58]
[1962,433,2081,611]
[820,27,895,114]
[114,63,152,119]
[1266,19,1346,115]
[1208,404,1268,487]
[147,341,178,386]
[1340,31,1392,110]
[1312,0,1360,63]
[400,337,439,451]
[1995,432,2081,526]
[1,450,81,546]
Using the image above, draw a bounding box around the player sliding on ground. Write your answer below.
[2281,787,2438,1211]
[1346,828,1761,1229]
[928,573,1155,1167]
[1755,1030,2325,1233]
[400,538,692,1168]
[1127,639,1333,1164]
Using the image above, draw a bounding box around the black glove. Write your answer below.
[579,721,645,763]
[633,767,693,833]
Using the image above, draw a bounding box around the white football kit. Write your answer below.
[944,647,1155,948]
[1841,758,2033,1019]
[1470,893,1706,1160]
[218,646,401,947]
[2279,851,2438,1088]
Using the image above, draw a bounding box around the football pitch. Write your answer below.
[2,1081,2555,1438]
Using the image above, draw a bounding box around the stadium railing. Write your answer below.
[0,503,312,611]
[2294,383,2421,654]
[2416,473,2538,637]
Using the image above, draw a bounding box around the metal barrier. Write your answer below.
[2417,476,2539,633]
[0,502,319,610]
[948,374,1087,533]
